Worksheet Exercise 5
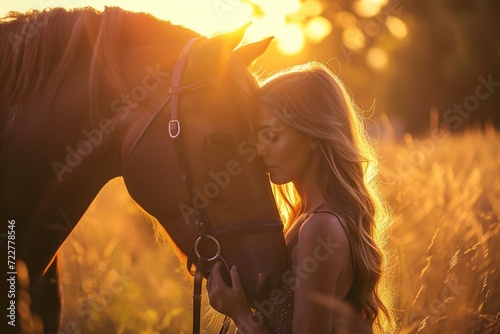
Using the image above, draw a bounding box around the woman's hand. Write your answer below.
[207,262,252,320]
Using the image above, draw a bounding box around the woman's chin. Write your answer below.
[269,174,289,185]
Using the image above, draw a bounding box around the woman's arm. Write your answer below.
[292,212,353,333]
[208,262,273,334]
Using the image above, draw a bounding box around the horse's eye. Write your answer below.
[208,131,238,150]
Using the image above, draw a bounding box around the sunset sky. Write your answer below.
[0,0,328,55]
[1,0,260,35]
[0,0,400,63]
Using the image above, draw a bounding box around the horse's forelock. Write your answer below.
[186,45,259,132]
[226,57,260,133]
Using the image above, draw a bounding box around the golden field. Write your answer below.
[56,127,499,333]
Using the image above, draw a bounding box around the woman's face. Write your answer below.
[256,105,314,185]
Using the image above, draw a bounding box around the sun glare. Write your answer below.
[2,0,336,56]
[277,23,305,55]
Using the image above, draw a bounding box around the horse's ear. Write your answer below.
[205,22,251,53]
[234,36,274,66]
[192,22,251,71]
[224,21,252,50]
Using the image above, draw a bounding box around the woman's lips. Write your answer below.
[265,165,277,172]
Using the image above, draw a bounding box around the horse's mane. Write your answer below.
[1,8,98,111]
[0,7,197,127]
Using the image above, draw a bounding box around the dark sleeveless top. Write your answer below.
[249,207,356,334]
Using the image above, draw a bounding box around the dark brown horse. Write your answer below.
[0,7,287,333]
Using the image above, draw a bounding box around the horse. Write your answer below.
[0,7,287,333]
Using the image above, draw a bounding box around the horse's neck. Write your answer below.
[3,40,182,284]
[22,42,179,220]
[2,80,124,284]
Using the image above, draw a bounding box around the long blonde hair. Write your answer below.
[260,62,395,333]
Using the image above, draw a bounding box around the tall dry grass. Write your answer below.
[58,180,198,334]
[58,127,499,333]
[378,125,499,333]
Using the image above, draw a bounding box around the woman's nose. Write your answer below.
[256,141,267,157]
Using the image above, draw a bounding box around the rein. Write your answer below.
[126,37,283,333]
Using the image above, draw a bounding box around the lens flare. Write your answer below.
[386,15,408,39]
[305,16,332,44]
[366,47,388,70]
[343,27,366,51]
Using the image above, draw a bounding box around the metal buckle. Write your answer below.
[194,235,221,262]
[169,120,180,138]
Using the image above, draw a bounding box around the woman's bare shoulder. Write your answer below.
[298,211,350,248]
[294,210,353,300]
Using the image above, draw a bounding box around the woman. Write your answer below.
[207,62,394,333]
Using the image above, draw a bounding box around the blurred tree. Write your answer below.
[258,0,500,135]
[383,0,500,134]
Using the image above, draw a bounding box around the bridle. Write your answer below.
[125,37,283,333]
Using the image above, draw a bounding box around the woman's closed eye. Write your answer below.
[258,127,280,144]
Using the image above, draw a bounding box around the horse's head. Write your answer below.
[122,24,287,302]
